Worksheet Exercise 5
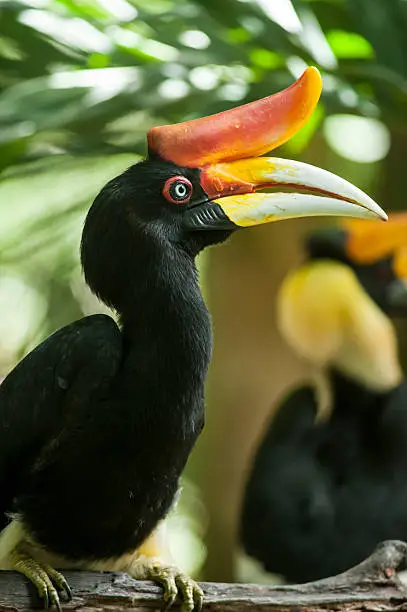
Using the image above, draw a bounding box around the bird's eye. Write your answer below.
[163,176,193,205]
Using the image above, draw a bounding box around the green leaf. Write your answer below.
[225,28,251,44]
[249,48,283,70]
[87,53,111,68]
[326,29,374,59]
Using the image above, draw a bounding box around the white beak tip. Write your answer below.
[361,202,388,221]
[360,196,388,221]
[261,157,388,223]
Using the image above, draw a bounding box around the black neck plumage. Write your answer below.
[116,242,212,442]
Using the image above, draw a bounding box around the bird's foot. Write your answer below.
[11,547,72,611]
[129,556,203,612]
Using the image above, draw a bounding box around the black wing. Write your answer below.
[0,314,122,529]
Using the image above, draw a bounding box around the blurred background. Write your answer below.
[1,0,407,585]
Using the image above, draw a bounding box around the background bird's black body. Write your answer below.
[241,373,407,583]
[240,227,407,583]
[0,160,225,562]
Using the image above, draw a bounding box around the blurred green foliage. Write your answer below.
[2,0,407,353]
[1,0,407,579]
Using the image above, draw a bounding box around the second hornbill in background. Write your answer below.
[0,68,386,610]
[240,214,407,583]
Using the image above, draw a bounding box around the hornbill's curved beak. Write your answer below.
[148,67,387,230]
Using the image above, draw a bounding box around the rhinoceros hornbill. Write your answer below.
[0,68,385,610]
[240,214,407,584]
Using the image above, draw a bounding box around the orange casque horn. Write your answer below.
[147,67,322,167]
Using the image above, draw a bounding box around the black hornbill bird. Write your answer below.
[0,67,386,610]
[240,214,407,584]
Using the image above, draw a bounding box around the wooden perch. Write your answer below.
[0,540,407,611]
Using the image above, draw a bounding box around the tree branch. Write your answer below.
[0,540,406,611]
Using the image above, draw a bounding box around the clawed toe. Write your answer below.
[129,558,204,611]
[11,547,71,611]
[161,569,203,611]
[45,565,72,602]
[175,573,203,612]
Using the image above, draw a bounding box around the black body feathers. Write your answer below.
[0,160,217,562]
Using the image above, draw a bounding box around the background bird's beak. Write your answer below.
[341,215,407,314]
[344,213,407,262]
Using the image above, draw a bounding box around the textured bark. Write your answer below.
[0,541,407,611]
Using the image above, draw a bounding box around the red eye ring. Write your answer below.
[163,176,193,205]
